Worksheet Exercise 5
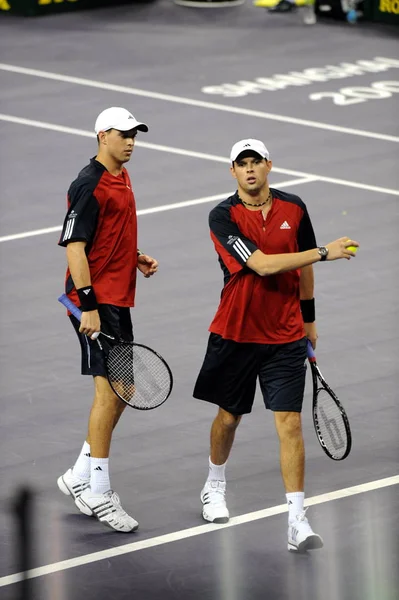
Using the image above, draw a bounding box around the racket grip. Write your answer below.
[306,339,316,360]
[58,294,100,340]
[58,294,82,320]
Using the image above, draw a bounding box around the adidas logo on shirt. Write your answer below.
[280,221,291,230]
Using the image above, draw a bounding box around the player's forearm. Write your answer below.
[66,242,92,289]
[299,265,314,300]
[248,248,321,277]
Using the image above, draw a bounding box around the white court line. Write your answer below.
[1,114,399,200]
[0,63,398,143]
[0,179,314,243]
[1,474,397,588]
[0,225,62,243]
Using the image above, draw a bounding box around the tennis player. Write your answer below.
[57,107,158,533]
[194,139,358,552]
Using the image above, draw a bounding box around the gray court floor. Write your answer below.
[0,3,398,599]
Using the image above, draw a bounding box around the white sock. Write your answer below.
[90,457,110,494]
[207,457,227,482]
[286,492,305,522]
[72,441,91,480]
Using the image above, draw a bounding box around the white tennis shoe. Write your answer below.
[288,509,323,552]
[75,489,139,533]
[57,468,90,502]
[201,480,229,524]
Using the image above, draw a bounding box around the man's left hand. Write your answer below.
[137,254,158,278]
[304,322,318,349]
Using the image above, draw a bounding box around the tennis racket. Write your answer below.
[58,294,173,410]
[307,340,352,460]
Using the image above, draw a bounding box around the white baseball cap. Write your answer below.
[230,139,270,163]
[94,107,148,135]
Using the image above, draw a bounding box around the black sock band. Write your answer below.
[77,286,98,312]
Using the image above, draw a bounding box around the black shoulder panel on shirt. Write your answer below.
[208,192,240,226]
[68,158,105,198]
[59,160,103,248]
[270,188,306,212]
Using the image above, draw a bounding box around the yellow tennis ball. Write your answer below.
[347,245,358,253]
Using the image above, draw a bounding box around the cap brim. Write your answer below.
[117,120,149,133]
[232,149,265,162]
[97,120,149,134]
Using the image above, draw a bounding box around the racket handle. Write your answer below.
[306,339,316,360]
[58,294,100,340]
[58,293,82,320]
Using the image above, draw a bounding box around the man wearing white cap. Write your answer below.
[57,107,158,532]
[194,139,359,551]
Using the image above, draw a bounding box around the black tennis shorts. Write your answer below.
[69,304,133,377]
[193,334,307,415]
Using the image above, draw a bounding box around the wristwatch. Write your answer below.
[317,246,329,261]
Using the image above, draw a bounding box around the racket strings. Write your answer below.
[316,389,348,459]
[106,344,171,409]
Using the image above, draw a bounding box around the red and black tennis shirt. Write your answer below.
[58,158,138,307]
[208,188,317,344]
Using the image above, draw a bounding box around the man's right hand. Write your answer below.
[326,237,359,261]
[79,309,101,339]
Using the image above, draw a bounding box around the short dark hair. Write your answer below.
[97,129,113,144]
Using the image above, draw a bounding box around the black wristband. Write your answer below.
[137,249,143,256]
[77,286,98,312]
[300,298,315,323]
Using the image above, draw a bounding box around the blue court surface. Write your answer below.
[0,3,398,599]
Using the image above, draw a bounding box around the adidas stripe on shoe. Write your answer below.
[57,468,90,500]
[288,509,323,552]
[200,480,229,524]
[75,489,139,533]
